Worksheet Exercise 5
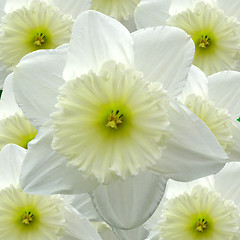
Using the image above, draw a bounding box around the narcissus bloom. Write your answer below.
[145,162,240,239]
[135,0,240,75]
[0,74,37,150]
[178,65,240,161]
[0,0,91,87]
[0,144,102,240]
[13,11,227,229]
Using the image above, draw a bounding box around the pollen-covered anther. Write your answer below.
[196,218,208,232]
[34,33,45,46]
[22,211,34,225]
[106,110,123,129]
[199,36,210,48]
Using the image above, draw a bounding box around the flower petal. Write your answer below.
[4,0,32,13]
[12,47,66,129]
[132,26,194,98]
[90,171,167,229]
[178,65,208,102]
[62,205,102,240]
[208,71,240,120]
[217,0,240,20]
[20,122,99,195]
[0,144,26,189]
[150,100,227,181]
[64,10,134,80]
[134,0,171,28]
[228,121,240,162]
[214,162,240,207]
[52,0,91,19]
[0,62,11,89]
[114,225,149,240]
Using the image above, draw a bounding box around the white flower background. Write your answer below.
[0,0,240,239]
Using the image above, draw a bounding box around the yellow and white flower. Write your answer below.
[12,11,227,229]
[135,0,240,75]
[178,65,240,161]
[0,0,91,87]
[0,144,103,240]
[145,162,240,240]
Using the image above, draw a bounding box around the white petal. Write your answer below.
[61,194,101,221]
[20,122,99,195]
[208,71,240,120]
[64,10,134,80]
[62,205,102,240]
[114,225,149,240]
[214,162,240,207]
[90,171,167,229]
[0,62,11,89]
[178,65,208,102]
[228,121,240,162]
[12,47,66,129]
[134,0,171,28]
[217,0,240,20]
[0,144,26,189]
[4,0,32,12]
[150,100,227,181]
[1,73,22,114]
[52,0,91,19]
[132,26,195,98]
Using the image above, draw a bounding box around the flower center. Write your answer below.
[22,211,34,225]
[195,218,208,232]
[106,110,123,129]
[199,35,210,48]
[34,33,46,47]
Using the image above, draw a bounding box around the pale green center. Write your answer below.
[195,218,208,232]
[198,35,211,49]
[106,110,123,129]
[34,33,46,47]
[22,211,34,225]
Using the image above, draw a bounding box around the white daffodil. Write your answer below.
[135,0,240,75]
[12,11,227,229]
[0,144,103,240]
[178,65,240,161]
[0,0,92,87]
[0,73,37,150]
[145,162,240,240]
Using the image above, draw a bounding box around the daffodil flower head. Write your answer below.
[0,0,73,70]
[0,185,65,240]
[159,186,240,239]
[168,2,240,75]
[90,0,141,22]
[52,60,171,184]
[184,94,234,154]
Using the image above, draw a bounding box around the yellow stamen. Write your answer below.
[199,36,210,48]
[106,110,123,129]
[34,33,45,46]
[195,218,208,232]
[22,211,34,225]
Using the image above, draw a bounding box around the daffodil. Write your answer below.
[135,0,240,75]
[0,0,91,87]
[178,65,240,161]
[0,74,37,150]
[12,11,227,229]
[145,162,240,240]
[0,144,103,240]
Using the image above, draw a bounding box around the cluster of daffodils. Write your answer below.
[0,0,240,239]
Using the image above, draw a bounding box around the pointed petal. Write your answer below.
[52,0,91,19]
[134,0,171,28]
[0,144,26,189]
[150,100,227,181]
[12,47,66,129]
[114,224,149,240]
[64,10,134,80]
[20,122,99,195]
[132,26,194,98]
[214,162,240,207]
[62,205,102,240]
[178,65,208,102]
[90,171,167,229]
[208,71,240,120]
